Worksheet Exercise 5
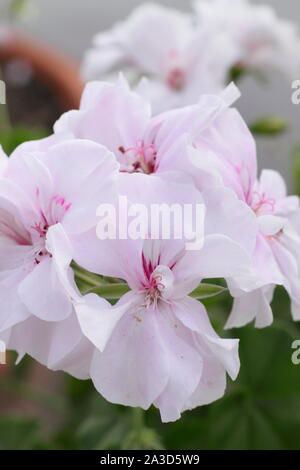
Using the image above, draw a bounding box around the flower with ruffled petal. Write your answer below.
[188,104,300,327]
[54,76,240,179]
[73,173,257,421]
[0,139,119,374]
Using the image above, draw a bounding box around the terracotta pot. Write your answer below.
[0,31,84,110]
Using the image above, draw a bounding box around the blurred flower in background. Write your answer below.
[82,0,300,115]
[194,0,300,80]
[82,3,238,113]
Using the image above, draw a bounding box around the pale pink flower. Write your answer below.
[188,107,300,327]
[82,3,238,113]
[74,173,257,421]
[226,170,300,328]
[55,76,290,329]
[0,139,119,373]
[54,76,241,178]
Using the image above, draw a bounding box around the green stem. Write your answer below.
[132,407,144,435]
[72,264,103,288]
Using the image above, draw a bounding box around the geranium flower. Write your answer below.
[226,170,300,328]
[54,77,296,329]
[82,3,238,113]
[73,173,257,421]
[188,106,300,327]
[0,139,119,373]
[53,76,240,177]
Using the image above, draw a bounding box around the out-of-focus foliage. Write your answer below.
[293,144,300,196]
[0,417,44,450]
[228,65,246,83]
[10,0,28,16]
[0,0,33,22]
[0,126,47,155]
[250,116,288,136]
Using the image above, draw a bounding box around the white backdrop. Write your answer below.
[18,0,300,188]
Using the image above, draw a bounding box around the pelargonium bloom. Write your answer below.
[53,77,294,328]
[226,169,300,328]
[73,173,257,421]
[0,139,119,374]
[188,105,300,327]
[53,76,240,177]
[194,0,300,78]
[82,2,238,113]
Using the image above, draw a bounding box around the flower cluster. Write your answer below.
[82,1,300,113]
[1,76,300,422]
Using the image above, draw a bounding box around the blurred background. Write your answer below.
[0,0,300,451]
[16,0,300,187]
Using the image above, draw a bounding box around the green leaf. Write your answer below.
[160,324,300,450]
[87,283,130,299]
[190,283,227,300]
[250,116,288,136]
[72,264,104,291]
[208,325,300,449]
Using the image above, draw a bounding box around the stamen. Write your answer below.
[252,191,275,213]
[31,222,49,238]
[141,271,166,309]
[118,140,157,174]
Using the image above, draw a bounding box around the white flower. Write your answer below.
[194,0,300,78]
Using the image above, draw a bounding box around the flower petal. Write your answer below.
[90,305,169,410]
[75,292,133,352]
[154,302,203,422]
[18,257,72,322]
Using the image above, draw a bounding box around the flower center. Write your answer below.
[251,191,275,215]
[166,49,186,91]
[118,139,157,174]
[144,273,165,308]
[30,190,72,264]
[140,254,175,308]
[166,67,186,91]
